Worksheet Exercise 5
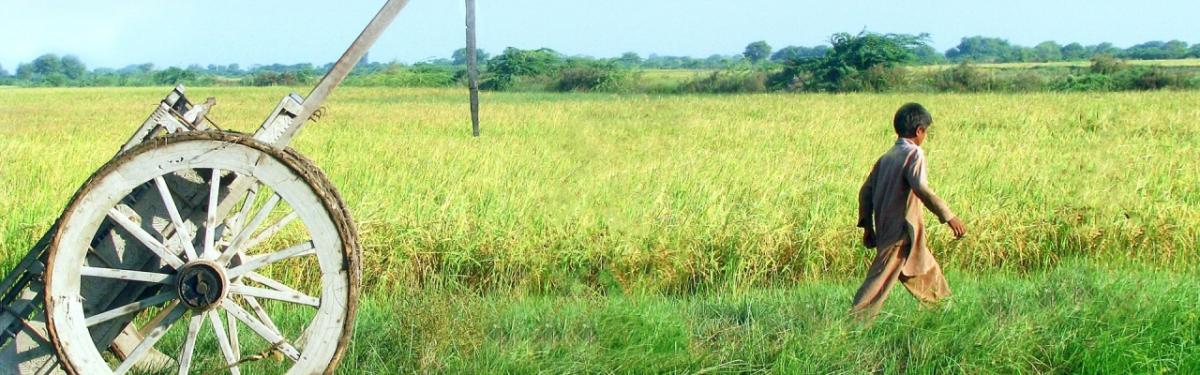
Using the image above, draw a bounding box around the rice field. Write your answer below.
[1,87,1198,372]
[4,87,1197,291]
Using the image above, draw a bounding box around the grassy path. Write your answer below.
[339,261,1199,374]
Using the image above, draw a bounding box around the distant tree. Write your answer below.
[946,36,1018,62]
[705,54,732,66]
[1033,41,1063,62]
[120,63,155,74]
[1087,42,1120,57]
[1162,40,1190,59]
[481,47,563,90]
[31,54,62,75]
[1010,46,1035,62]
[743,41,772,63]
[1124,41,1189,60]
[60,55,86,79]
[452,48,490,65]
[912,44,947,65]
[774,32,928,91]
[770,45,827,62]
[155,67,196,85]
[488,47,561,76]
[826,32,926,69]
[0,64,7,77]
[1190,43,1200,58]
[643,54,700,69]
[616,52,642,67]
[15,63,34,80]
[1060,43,1087,60]
[42,73,67,86]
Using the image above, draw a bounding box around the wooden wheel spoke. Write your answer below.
[207,311,243,375]
[80,266,174,284]
[222,301,302,362]
[242,296,283,335]
[241,212,299,254]
[86,290,177,327]
[244,247,316,266]
[220,193,281,263]
[227,241,315,279]
[112,302,187,375]
[177,312,203,375]
[229,186,258,240]
[154,176,198,261]
[227,309,241,369]
[203,168,222,259]
[106,207,185,269]
[244,272,315,307]
[229,284,319,307]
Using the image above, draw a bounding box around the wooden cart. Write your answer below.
[0,1,410,373]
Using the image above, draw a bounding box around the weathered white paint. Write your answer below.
[44,135,356,374]
[79,267,173,285]
[85,292,176,327]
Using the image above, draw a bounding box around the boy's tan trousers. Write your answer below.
[851,240,951,318]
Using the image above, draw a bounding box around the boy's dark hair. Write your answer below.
[893,103,933,137]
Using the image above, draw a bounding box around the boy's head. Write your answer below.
[893,102,933,145]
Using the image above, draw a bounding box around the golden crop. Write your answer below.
[2,87,1197,293]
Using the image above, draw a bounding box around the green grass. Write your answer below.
[339,260,1200,373]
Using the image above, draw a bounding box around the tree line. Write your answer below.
[2,34,1199,92]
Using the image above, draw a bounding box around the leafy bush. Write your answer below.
[481,48,564,90]
[1090,55,1127,75]
[1128,68,1183,90]
[1052,74,1114,91]
[772,32,931,92]
[678,70,767,93]
[154,67,197,85]
[1006,70,1047,92]
[553,60,628,92]
[847,65,909,92]
[344,65,459,87]
[249,71,311,86]
[932,62,989,92]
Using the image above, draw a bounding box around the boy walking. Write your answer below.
[852,103,966,318]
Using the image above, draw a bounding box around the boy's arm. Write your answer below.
[858,161,879,247]
[904,150,956,224]
[857,161,879,229]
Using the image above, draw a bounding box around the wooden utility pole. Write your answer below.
[466,0,481,137]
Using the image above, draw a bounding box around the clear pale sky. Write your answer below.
[1,0,1197,70]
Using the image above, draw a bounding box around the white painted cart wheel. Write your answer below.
[43,132,360,374]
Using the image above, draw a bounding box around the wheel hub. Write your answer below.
[176,260,228,310]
